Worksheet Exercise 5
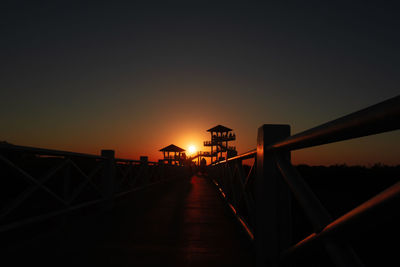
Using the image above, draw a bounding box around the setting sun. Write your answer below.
[188,145,197,155]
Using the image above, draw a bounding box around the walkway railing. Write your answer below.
[208,95,400,267]
[0,144,186,233]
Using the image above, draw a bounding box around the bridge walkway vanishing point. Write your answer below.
[4,174,255,267]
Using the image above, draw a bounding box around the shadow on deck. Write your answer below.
[5,175,254,267]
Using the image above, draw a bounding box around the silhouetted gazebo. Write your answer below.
[159,144,185,165]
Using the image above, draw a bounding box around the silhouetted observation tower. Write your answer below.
[159,144,185,166]
[204,125,237,163]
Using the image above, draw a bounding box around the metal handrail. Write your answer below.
[214,95,400,163]
[0,143,160,164]
[0,143,158,164]
[0,143,105,159]
[268,95,400,152]
[213,149,256,165]
[115,158,141,163]
[115,158,158,164]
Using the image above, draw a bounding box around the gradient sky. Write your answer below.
[1,1,399,165]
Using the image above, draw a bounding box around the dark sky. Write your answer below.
[1,1,399,164]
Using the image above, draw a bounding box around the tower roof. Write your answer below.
[159,144,185,152]
[207,125,232,132]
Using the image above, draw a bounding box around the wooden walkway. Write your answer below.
[5,175,254,266]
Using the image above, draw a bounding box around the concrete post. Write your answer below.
[255,125,292,267]
[101,149,115,210]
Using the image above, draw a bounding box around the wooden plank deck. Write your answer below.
[5,175,254,266]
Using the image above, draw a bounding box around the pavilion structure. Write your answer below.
[159,144,185,166]
[203,125,236,163]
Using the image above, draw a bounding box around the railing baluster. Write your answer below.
[0,155,69,206]
[63,159,71,206]
[0,157,70,220]
[227,163,237,206]
[68,159,103,197]
[276,155,364,267]
[234,160,254,226]
[68,164,103,204]
[0,144,171,233]
[101,150,115,210]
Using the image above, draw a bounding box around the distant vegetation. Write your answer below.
[296,163,399,218]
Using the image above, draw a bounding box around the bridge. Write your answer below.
[1,95,399,267]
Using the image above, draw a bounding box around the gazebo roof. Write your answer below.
[159,144,185,152]
[207,125,232,133]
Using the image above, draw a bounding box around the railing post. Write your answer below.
[101,149,115,210]
[255,124,291,267]
[140,156,149,184]
[140,156,148,164]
